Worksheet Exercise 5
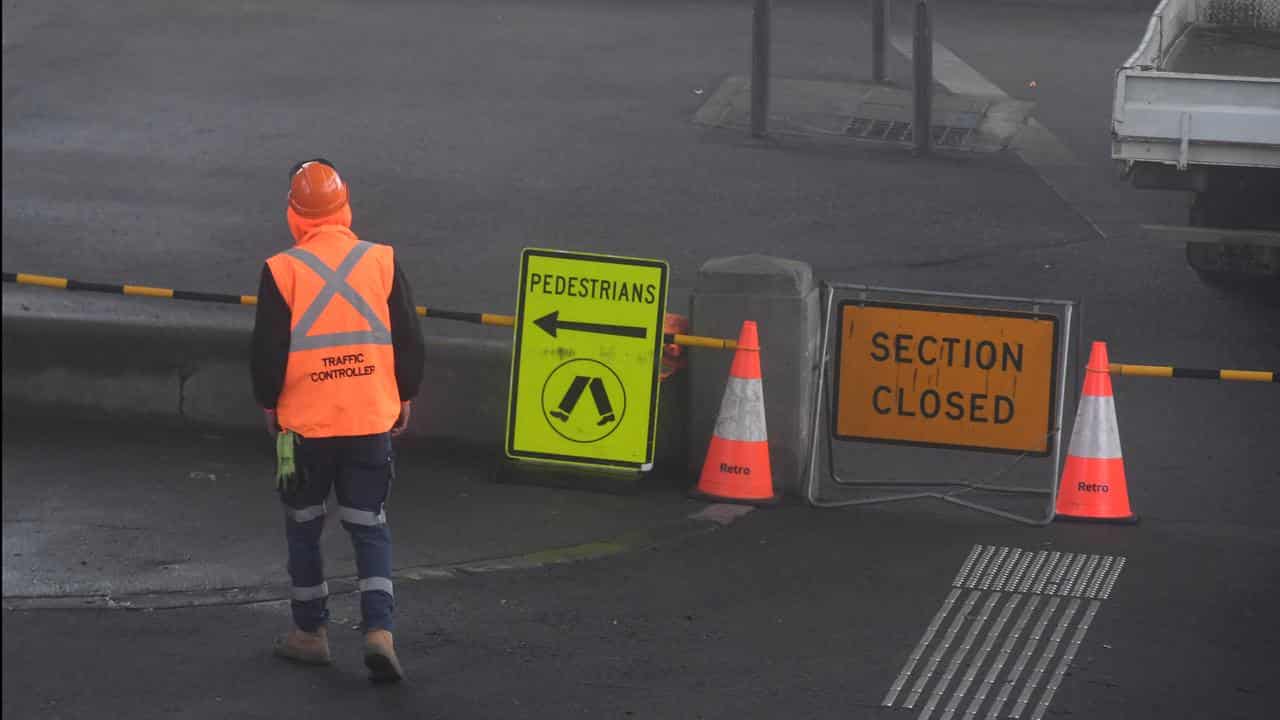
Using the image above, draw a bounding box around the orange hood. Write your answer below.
[286,204,353,245]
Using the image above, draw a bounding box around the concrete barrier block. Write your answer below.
[654,371,690,476]
[689,255,820,498]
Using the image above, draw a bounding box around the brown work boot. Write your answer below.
[273,626,332,665]
[363,629,404,683]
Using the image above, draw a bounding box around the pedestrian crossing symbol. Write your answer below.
[542,359,625,443]
[506,248,668,470]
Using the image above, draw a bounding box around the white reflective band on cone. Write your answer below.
[1066,395,1123,459]
[339,506,387,526]
[713,377,768,442]
[285,503,326,523]
[358,577,394,596]
[292,582,329,601]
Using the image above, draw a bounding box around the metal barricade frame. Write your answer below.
[805,282,1078,525]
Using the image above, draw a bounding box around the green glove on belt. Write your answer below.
[276,430,300,493]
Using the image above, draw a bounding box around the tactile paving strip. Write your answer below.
[882,545,1125,720]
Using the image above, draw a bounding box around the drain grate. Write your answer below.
[845,117,976,148]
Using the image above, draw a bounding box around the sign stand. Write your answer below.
[804,283,1077,525]
[496,457,650,494]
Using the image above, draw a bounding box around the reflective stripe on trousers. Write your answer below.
[281,433,396,632]
[292,582,329,602]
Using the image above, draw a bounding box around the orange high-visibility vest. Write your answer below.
[266,227,401,438]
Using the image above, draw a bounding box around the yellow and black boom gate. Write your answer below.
[1,271,737,350]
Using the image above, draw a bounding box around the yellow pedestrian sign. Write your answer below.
[506,249,669,469]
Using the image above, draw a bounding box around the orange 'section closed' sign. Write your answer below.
[834,302,1058,454]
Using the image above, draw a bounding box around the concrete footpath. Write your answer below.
[2,419,728,611]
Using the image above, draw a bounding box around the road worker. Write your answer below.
[250,159,425,683]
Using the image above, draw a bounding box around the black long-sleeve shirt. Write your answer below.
[250,259,425,408]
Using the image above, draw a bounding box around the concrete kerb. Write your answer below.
[1,285,687,467]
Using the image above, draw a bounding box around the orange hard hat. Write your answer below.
[288,159,349,218]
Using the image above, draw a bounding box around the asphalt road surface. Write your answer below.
[5,461,1278,719]
[4,1,1278,718]
[4,0,1184,324]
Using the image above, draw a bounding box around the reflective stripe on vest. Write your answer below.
[284,242,392,352]
[268,232,401,439]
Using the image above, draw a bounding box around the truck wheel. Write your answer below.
[1185,185,1280,297]
[1187,249,1234,288]
[1187,194,1228,287]
[1186,241,1280,302]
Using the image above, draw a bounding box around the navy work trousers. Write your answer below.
[280,432,395,633]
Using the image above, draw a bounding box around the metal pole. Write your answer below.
[872,0,889,84]
[751,0,772,138]
[912,0,932,155]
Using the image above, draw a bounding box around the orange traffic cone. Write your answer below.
[1055,341,1138,523]
[692,320,777,505]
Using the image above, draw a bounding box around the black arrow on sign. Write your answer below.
[534,310,647,339]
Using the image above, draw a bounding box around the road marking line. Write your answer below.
[1043,553,1083,597]
[1100,557,1127,600]
[1012,598,1081,717]
[1072,555,1102,597]
[967,545,999,588]
[1017,552,1049,593]
[887,545,988,708]
[906,590,984,708]
[920,591,1003,720]
[1031,600,1101,720]
[985,595,1060,719]
[942,593,1019,720]
[1085,556,1115,599]
[1060,554,1098,598]
[1001,552,1034,594]
[979,547,1011,590]
[953,544,987,586]
[963,593,1040,719]
[964,551,1067,718]
[1030,551,1063,595]
[885,587,965,706]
